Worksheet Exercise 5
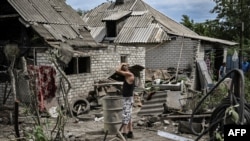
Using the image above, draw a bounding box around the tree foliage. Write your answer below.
[181,0,250,52]
[76,8,89,16]
[211,0,250,45]
[180,15,194,30]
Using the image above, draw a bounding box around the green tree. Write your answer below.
[211,0,250,47]
[76,8,89,16]
[180,15,194,30]
[180,15,221,38]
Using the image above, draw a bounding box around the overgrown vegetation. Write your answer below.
[244,75,250,102]
[29,126,48,141]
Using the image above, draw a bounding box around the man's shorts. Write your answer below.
[122,96,133,124]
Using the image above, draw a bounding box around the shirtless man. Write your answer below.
[116,63,135,139]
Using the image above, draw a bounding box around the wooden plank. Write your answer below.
[0,14,19,18]
[93,82,123,87]
[161,114,211,119]
[157,130,194,141]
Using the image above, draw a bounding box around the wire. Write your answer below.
[189,68,250,141]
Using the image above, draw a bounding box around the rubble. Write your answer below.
[0,67,213,141]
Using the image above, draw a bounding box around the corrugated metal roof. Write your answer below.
[142,3,198,36]
[102,11,131,21]
[31,24,54,40]
[8,0,67,24]
[8,0,101,48]
[49,0,86,26]
[113,14,169,43]
[137,91,167,116]
[84,0,237,46]
[115,23,169,43]
[83,0,193,44]
[43,24,65,41]
[131,11,148,16]
[30,0,67,24]
[89,27,106,42]
[8,0,47,23]
[83,0,147,27]
[51,24,78,39]
[107,0,137,11]
[123,14,151,28]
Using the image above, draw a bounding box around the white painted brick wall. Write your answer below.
[146,37,198,70]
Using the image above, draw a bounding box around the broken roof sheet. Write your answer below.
[115,22,169,43]
[8,0,101,48]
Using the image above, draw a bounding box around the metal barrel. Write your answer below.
[102,96,122,134]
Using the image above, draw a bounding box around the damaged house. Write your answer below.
[83,0,238,92]
[0,0,243,140]
[0,0,145,112]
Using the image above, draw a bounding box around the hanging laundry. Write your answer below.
[27,65,57,111]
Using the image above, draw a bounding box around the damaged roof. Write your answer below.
[83,0,237,46]
[7,0,102,48]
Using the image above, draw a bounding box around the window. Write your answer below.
[64,56,91,75]
[120,55,128,63]
[106,21,117,37]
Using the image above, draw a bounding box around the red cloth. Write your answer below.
[28,65,57,111]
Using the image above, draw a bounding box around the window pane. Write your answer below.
[79,57,91,73]
[64,57,77,75]
[64,56,91,75]
[121,55,127,63]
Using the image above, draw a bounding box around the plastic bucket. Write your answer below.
[102,96,122,134]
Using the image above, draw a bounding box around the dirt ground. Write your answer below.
[0,106,209,141]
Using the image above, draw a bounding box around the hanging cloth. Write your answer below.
[27,65,57,111]
[232,49,238,62]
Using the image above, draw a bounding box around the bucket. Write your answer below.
[102,96,122,134]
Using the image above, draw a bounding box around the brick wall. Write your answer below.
[146,36,199,70]
[36,45,145,102]
[0,45,145,106]
[145,37,200,90]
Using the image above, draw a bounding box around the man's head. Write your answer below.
[121,64,129,71]
[244,57,248,62]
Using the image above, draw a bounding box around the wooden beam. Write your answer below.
[0,14,19,19]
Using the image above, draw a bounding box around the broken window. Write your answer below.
[120,55,128,63]
[64,56,91,75]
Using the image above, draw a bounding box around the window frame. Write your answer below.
[64,56,91,75]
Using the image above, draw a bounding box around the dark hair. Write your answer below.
[121,65,127,71]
